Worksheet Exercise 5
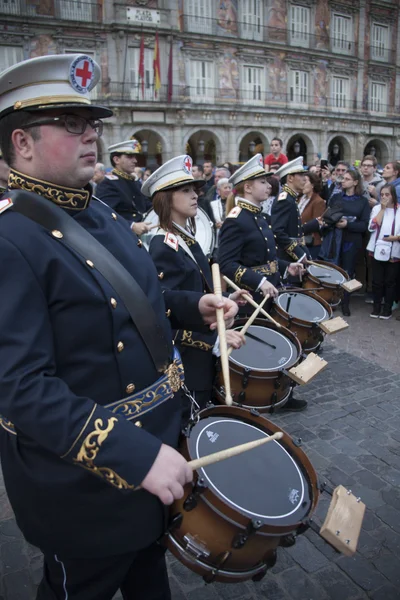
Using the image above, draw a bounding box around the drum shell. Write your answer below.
[215,319,302,412]
[271,290,332,353]
[303,260,349,308]
[166,405,319,583]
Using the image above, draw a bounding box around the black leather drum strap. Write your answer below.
[8,189,171,372]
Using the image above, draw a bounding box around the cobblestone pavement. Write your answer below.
[0,301,399,599]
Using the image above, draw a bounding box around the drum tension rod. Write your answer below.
[241,367,251,389]
[183,477,208,512]
[231,518,263,550]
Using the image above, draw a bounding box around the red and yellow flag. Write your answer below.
[153,31,161,98]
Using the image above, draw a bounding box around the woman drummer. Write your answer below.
[218,155,306,411]
[142,155,246,420]
[218,154,305,303]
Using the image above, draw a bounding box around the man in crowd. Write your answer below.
[192,164,204,180]
[264,137,288,171]
[321,161,350,202]
[91,161,106,192]
[0,53,238,599]
[95,139,152,236]
[205,166,231,203]
[202,160,215,193]
[360,154,384,207]
[0,150,9,191]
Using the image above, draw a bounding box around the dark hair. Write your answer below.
[305,171,323,195]
[110,152,123,168]
[361,154,377,168]
[271,137,283,148]
[152,187,196,232]
[0,111,42,166]
[193,164,203,174]
[222,162,234,174]
[266,175,279,197]
[226,181,245,215]
[380,184,398,206]
[203,160,213,167]
[344,168,364,196]
[144,167,153,175]
[336,161,351,170]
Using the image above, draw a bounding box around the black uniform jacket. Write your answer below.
[95,169,152,223]
[271,184,319,261]
[149,225,216,392]
[0,172,206,558]
[218,198,288,297]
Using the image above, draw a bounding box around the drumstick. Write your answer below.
[211,263,232,406]
[189,431,283,470]
[147,223,159,231]
[223,275,282,329]
[227,294,269,356]
[307,260,335,271]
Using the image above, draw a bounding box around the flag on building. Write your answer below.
[138,33,145,99]
[153,31,161,98]
[167,37,173,103]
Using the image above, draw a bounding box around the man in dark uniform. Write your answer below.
[271,157,322,262]
[95,139,152,237]
[0,53,238,600]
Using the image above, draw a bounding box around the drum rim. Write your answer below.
[306,263,347,287]
[181,405,319,534]
[273,289,332,326]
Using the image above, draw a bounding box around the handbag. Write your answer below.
[373,208,396,262]
[374,240,392,262]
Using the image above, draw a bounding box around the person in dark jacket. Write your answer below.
[0,53,238,600]
[144,155,246,419]
[95,139,152,237]
[325,168,370,315]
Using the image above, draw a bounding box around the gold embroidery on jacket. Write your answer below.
[8,169,91,210]
[181,330,213,352]
[74,417,134,490]
[285,240,299,260]
[234,265,247,285]
[0,416,16,435]
[112,169,134,181]
[237,200,261,214]
[251,261,278,276]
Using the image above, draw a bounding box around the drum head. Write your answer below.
[142,207,215,257]
[307,264,346,285]
[276,292,328,323]
[230,325,299,371]
[189,416,312,526]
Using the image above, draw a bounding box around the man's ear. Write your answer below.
[11,129,36,161]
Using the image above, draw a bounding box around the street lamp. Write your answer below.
[141,139,148,155]
[294,141,301,154]
[249,140,256,155]
[198,139,205,165]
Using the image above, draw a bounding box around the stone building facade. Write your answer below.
[0,0,399,167]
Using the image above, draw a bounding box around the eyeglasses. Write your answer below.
[23,114,103,137]
[361,163,374,168]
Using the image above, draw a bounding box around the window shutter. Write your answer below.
[0,46,23,72]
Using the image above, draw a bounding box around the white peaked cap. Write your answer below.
[108,139,141,154]
[275,156,306,179]
[141,155,205,197]
[229,154,266,187]
[0,53,112,120]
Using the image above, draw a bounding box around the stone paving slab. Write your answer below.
[0,326,399,598]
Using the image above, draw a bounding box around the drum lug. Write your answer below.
[250,407,260,417]
[293,437,302,447]
[242,367,251,389]
[231,518,263,550]
[167,512,183,532]
[270,392,278,414]
[274,377,281,390]
[238,390,246,405]
[319,478,334,496]
[279,533,296,547]
[202,551,231,584]
[183,477,207,512]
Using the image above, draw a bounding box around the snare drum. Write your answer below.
[215,319,302,412]
[166,405,319,583]
[141,207,215,257]
[303,260,349,307]
[271,289,333,352]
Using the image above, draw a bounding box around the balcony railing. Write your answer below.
[0,0,102,22]
[181,13,358,56]
[96,83,394,118]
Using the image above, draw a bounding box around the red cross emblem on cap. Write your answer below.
[258,155,263,167]
[183,155,192,174]
[69,55,95,94]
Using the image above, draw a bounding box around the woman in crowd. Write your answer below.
[324,168,370,316]
[210,177,232,229]
[261,175,280,216]
[298,171,326,259]
[367,184,400,319]
[143,156,246,419]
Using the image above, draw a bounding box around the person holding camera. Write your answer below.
[367,184,400,319]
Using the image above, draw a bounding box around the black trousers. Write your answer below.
[371,258,400,311]
[36,542,171,600]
